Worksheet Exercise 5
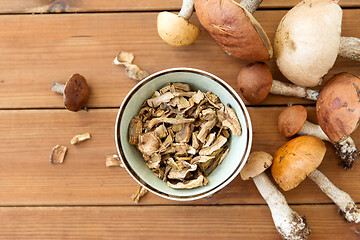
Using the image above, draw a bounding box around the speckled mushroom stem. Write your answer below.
[297,121,359,169]
[239,0,263,14]
[308,169,360,223]
[253,172,311,240]
[50,82,65,95]
[178,0,195,20]
[339,37,360,61]
[270,80,319,101]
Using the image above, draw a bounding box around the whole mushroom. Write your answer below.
[272,136,360,223]
[278,105,358,169]
[316,73,360,167]
[51,73,89,112]
[237,62,318,104]
[157,0,200,47]
[241,152,311,240]
[195,0,272,61]
[274,0,360,87]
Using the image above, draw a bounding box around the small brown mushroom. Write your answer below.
[272,136,360,223]
[157,0,200,47]
[51,73,89,112]
[195,0,272,61]
[237,62,318,104]
[50,145,67,164]
[278,105,359,169]
[240,152,311,240]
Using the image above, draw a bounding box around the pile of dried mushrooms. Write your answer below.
[129,82,241,189]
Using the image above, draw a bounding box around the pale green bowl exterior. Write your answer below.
[115,68,252,201]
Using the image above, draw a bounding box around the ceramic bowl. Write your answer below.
[115,68,252,201]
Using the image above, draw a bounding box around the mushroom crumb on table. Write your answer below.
[128,82,241,189]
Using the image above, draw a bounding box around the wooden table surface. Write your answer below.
[1,0,360,239]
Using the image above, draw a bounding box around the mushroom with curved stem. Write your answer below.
[278,105,359,169]
[195,0,273,62]
[274,0,360,87]
[50,73,89,112]
[316,73,360,168]
[237,62,318,104]
[272,136,360,223]
[157,0,200,47]
[241,152,311,240]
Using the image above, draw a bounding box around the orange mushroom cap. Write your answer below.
[278,105,307,137]
[271,136,326,191]
[64,74,89,112]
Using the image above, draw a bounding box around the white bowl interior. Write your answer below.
[117,69,251,199]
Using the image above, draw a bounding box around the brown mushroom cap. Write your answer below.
[316,73,360,143]
[240,151,273,180]
[64,74,89,112]
[271,136,326,191]
[157,12,200,47]
[195,0,272,61]
[237,62,273,104]
[278,105,307,137]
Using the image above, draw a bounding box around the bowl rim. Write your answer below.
[115,67,252,201]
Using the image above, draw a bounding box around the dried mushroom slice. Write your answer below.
[137,132,161,156]
[192,90,205,104]
[167,161,197,180]
[147,92,174,108]
[167,173,208,189]
[106,154,124,167]
[50,145,67,164]
[218,104,242,136]
[129,115,143,145]
[175,123,193,143]
[154,124,168,138]
[131,185,148,204]
[145,117,195,131]
[197,118,217,143]
[199,135,228,156]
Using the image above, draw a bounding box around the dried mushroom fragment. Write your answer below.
[167,173,208,189]
[113,51,149,81]
[218,105,242,136]
[138,132,161,156]
[50,145,67,164]
[71,132,91,145]
[129,82,242,189]
[131,185,148,204]
[106,154,124,167]
[129,115,143,145]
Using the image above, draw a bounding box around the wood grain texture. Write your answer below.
[1,205,359,240]
[0,0,358,13]
[0,10,359,109]
[1,107,360,205]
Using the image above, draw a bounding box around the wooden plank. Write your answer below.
[1,107,360,205]
[0,10,359,109]
[1,205,359,239]
[0,0,358,13]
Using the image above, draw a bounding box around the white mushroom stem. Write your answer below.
[297,121,358,169]
[339,36,360,61]
[51,82,65,94]
[178,0,195,20]
[253,172,311,240]
[308,169,360,223]
[239,0,263,14]
[270,80,319,101]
